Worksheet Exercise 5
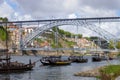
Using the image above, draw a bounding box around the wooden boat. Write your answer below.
[40,56,52,65]
[101,55,114,60]
[40,56,61,65]
[40,56,71,66]
[92,54,101,62]
[0,56,35,73]
[0,25,35,73]
[92,57,101,62]
[76,58,88,63]
[68,56,88,63]
[40,60,50,65]
[101,55,108,60]
[109,57,114,60]
[48,60,71,65]
[68,56,77,62]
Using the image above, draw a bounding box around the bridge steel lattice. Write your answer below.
[1,17,120,50]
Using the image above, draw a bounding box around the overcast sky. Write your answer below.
[0,0,120,37]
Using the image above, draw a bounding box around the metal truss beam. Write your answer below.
[22,20,84,48]
[83,21,117,42]
[21,20,118,50]
[1,17,120,24]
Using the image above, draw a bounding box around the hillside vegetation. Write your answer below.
[0,26,8,41]
[38,27,81,48]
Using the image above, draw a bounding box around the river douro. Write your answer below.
[0,56,120,80]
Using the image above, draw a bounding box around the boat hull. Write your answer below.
[75,59,88,63]
[68,56,88,63]
[92,57,101,62]
[0,65,34,73]
[40,60,51,65]
[48,60,71,66]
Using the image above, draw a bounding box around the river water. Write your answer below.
[0,56,120,80]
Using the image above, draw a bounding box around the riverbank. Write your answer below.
[74,64,120,80]
[10,50,72,56]
[74,66,102,77]
[9,49,119,57]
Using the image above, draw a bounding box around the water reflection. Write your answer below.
[0,72,34,80]
[41,66,62,80]
[0,75,10,80]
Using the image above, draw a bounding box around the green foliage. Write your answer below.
[52,27,82,38]
[49,28,76,48]
[51,40,56,48]
[65,31,71,37]
[90,36,98,40]
[34,38,44,43]
[0,17,9,41]
[109,41,115,49]
[66,40,76,47]
[0,26,8,41]
[84,37,90,40]
[100,65,120,80]
[52,27,57,32]
[116,41,120,49]
[58,28,65,35]
[0,17,8,22]
[57,43,62,48]
[101,65,120,74]
[117,53,120,57]
[77,34,82,38]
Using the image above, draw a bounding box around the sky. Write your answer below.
[0,0,120,37]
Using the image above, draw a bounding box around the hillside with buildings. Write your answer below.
[0,17,111,55]
[0,22,106,55]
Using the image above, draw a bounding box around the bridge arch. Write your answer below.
[22,20,116,49]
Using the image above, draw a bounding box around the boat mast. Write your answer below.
[55,27,58,55]
[5,22,10,65]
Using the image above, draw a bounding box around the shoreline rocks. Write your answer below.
[74,67,103,77]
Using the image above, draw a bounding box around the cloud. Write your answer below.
[0,0,4,5]
[0,0,120,37]
[11,12,33,21]
[15,0,119,18]
[100,22,120,37]
[13,0,78,18]
[0,1,14,18]
[78,6,116,17]
[13,0,120,37]
[81,0,120,10]
[15,0,80,19]
[68,13,77,18]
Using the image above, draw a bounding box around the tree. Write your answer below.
[0,26,8,41]
[109,41,115,49]
[90,36,98,41]
[116,41,120,49]
[0,17,8,22]
[84,37,90,40]
[3,17,8,22]
[77,34,82,38]
[0,17,9,41]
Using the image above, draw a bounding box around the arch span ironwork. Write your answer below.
[21,20,117,49]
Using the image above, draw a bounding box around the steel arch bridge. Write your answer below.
[1,17,120,50]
